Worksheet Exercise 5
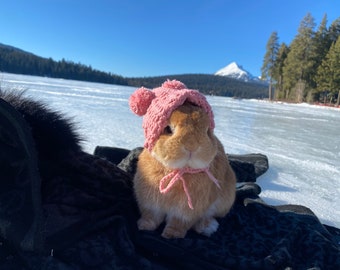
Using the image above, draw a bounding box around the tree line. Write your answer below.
[0,44,128,85]
[127,74,268,99]
[261,13,340,105]
[0,43,267,99]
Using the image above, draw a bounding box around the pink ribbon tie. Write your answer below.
[159,167,221,210]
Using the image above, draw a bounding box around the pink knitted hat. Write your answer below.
[129,80,215,151]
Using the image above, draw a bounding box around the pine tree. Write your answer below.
[316,36,340,105]
[309,15,329,88]
[261,32,279,100]
[272,43,289,99]
[283,13,317,102]
[328,17,340,44]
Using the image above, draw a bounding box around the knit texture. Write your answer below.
[129,80,215,151]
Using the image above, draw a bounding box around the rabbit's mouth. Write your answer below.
[185,155,211,169]
[183,147,215,169]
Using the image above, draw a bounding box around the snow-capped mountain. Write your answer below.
[215,62,260,82]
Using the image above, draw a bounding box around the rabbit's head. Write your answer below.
[129,80,215,154]
[152,102,218,169]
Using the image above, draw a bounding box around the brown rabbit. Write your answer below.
[129,80,236,238]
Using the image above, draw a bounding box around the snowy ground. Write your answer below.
[1,73,339,228]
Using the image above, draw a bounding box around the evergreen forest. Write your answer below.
[0,43,267,99]
[261,13,340,105]
[127,74,268,99]
[0,44,128,85]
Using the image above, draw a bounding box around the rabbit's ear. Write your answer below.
[129,87,155,116]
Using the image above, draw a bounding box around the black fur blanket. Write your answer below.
[0,93,339,269]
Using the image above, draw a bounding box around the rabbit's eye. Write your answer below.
[163,125,173,135]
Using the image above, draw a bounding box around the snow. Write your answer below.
[1,73,339,228]
[215,62,257,82]
[215,62,245,76]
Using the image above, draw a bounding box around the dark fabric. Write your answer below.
[1,147,339,270]
[0,97,339,270]
[94,146,131,165]
[228,153,269,182]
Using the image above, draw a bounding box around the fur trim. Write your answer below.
[0,90,82,159]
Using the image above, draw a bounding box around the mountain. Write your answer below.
[0,43,33,55]
[215,62,261,83]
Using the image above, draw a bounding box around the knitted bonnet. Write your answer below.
[129,80,215,152]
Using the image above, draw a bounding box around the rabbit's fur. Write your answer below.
[134,102,236,238]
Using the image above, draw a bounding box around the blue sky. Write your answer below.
[1,0,339,77]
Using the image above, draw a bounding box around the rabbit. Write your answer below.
[133,100,236,239]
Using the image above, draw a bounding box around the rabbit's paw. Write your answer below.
[194,217,219,236]
[161,226,187,239]
[137,218,159,231]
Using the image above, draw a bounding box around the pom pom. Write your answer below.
[129,87,155,116]
[162,79,187,90]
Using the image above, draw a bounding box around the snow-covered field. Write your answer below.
[1,73,339,228]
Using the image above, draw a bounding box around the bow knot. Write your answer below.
[159,167,221,209]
